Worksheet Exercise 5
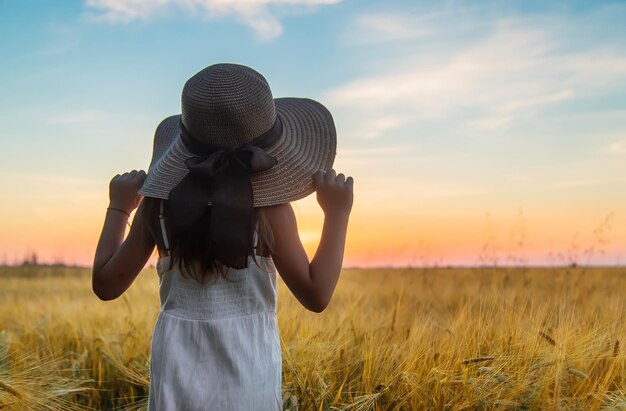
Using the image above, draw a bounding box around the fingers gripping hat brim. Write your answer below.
[138,97,337,207]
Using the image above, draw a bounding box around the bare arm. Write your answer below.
[267,169,353,312]
[92,170,155,301]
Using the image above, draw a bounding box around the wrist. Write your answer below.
[324,208,351,222]
[107,204,131,218]
[108,201,132,214]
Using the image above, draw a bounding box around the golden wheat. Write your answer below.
[0,265,625,410]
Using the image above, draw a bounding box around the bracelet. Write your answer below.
[107,207,131,218]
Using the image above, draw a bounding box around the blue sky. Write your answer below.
[0,0,625,266]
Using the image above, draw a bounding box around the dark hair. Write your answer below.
[139,196,274,284]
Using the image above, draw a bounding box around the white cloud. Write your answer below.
[468,90,574,131]
[466,115,512,131]
[339,145,413,157]
[85,0,340,41]
[343,12,430,45]
[341,115,407,140]
[326,18,626,137]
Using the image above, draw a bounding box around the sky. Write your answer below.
[0,0,625,267]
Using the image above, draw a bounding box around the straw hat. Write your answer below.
[138,63,337,206]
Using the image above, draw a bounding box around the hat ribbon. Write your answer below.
[167,117,282,269]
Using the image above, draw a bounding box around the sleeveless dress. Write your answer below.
[147,200,283,411]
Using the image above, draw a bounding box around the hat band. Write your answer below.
[167,117,283,269]
[180,116,283,155]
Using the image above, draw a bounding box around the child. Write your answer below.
[92,63,353,410]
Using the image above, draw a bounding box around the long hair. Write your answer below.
[139,196,274,284]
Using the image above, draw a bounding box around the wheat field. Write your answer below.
[0,265,625,410]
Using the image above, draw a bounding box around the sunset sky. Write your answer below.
[1,0,625,267]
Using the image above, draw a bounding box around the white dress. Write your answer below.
[147,207,282,411]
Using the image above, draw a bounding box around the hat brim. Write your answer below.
[138,97,337,207]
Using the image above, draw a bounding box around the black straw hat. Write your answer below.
[138,63,337,206]
[138,63,337,268]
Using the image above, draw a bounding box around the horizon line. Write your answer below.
[2,262,625,270]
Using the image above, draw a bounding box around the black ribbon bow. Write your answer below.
[168,118,282,269]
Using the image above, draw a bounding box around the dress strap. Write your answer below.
[253,226,259,250]
[159,199,171,254]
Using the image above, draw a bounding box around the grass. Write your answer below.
[0,265,625,410]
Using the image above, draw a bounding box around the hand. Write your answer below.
[109,170,147,213]
[313,169,354,217]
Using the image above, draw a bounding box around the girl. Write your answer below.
[92,63,353,410]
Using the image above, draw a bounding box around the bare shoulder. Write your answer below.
[260,202,309,282]
[260,203,304,255]
[262,202,293,215]
[261,203,297,228]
